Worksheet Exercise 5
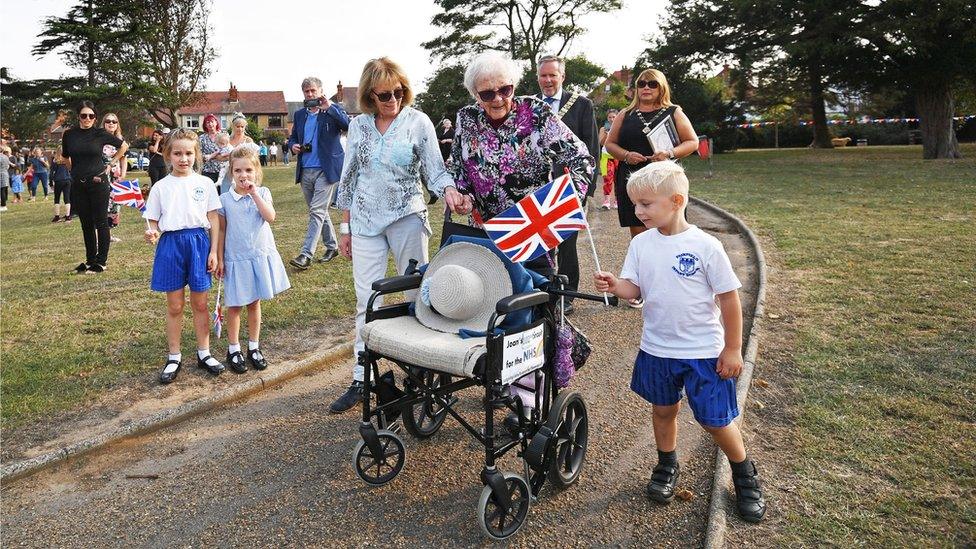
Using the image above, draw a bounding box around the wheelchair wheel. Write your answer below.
[403,369,451,439]
[476,473,530,540]
[546,391,588,489]
[352,429,405,486]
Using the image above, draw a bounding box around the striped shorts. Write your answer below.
[630,350,739,428]
[150,228,212,293]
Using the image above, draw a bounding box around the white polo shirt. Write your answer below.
[620,225,741,359]
[143,173,221,232]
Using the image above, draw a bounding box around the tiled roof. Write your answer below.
[179,91,287,115]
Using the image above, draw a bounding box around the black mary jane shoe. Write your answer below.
[733,461,767,523]
[247,348,268,371]
[196,354,225,375]
[646,461,681,504]
[227,350,247,374]
[159,359,182,384]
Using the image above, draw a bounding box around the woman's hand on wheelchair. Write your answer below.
[444,186,472,215]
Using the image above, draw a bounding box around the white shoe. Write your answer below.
[0,206,7,212]
[627,297,644,309]
[110,236,121,243]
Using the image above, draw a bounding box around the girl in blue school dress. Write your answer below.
[216,145,290,374]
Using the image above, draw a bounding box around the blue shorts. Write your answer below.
[630,351,739,428]
[150,228,213,293]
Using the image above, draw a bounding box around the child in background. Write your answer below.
[23,165,35,201]
[214,133,233,189]
[594,161,766,523]
[216,146,290,373]
[51,148,73,222]
[143,128,225,384]
[11,165,25,203]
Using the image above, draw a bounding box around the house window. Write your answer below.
[268,115,283,129]
[183,116,200,129]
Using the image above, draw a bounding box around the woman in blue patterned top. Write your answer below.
[448,51,594,223]
[332,56,471,413]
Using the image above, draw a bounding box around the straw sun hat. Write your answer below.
[415,242,513,333]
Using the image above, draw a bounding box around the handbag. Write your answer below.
[554,315,592,389]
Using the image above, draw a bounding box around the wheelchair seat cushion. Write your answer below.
[362,316,486,378]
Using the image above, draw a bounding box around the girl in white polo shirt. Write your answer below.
[143,129,225,384]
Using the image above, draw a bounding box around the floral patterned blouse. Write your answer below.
[199,132,222,174]
[448,96,594,220]
[336,107,454,237]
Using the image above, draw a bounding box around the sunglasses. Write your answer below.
[372,88,404,102]
[636,80,660,89]
[104,119,118,124]
[477,85,514,102]
[79,113,96,120]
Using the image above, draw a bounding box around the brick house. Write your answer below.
[178,83,287,136]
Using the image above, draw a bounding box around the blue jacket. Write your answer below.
[287,104,350,183]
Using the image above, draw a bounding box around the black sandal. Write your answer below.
[196,354,225,375]
[159,359,182,384]
[247,348,267,371]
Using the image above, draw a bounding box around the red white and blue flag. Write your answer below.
[212,280,223,338]
[110,179,145,212]
[483,174,587,263]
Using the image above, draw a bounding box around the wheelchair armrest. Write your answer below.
[496,290,549,315]
[371,274,423,293]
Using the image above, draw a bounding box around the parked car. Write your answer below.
[125,151,146,171]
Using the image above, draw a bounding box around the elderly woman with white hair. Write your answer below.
[448,51,594,225]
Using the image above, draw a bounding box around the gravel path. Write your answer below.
[1,202,758,547]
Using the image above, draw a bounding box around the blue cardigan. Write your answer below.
[286,104,350,183]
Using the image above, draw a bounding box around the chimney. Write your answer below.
[336,81,343,103]
[228,82,239,102]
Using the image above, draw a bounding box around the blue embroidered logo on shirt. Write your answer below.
[193,187,206,202]
[672,253,701,277]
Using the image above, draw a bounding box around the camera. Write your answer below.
[301,143,312,153]
[303,97,324,109]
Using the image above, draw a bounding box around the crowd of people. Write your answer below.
[2,52,764,523]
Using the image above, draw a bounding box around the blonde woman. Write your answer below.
[102,112,126,241]
[220,113,254,194]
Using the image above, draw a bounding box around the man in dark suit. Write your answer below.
[537,55,600,315]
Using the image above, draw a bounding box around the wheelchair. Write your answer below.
[349,235,610,540]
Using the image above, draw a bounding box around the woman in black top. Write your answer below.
[61,100,128,274]
[437,118,455,162]
[606,68,699,235]
[147,129,168,187]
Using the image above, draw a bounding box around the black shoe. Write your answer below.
[329,381,364,413]
[732,461,766,522]
[646,461,681,503]
[87,263,106,273]
[51,215,60,223]
[197,354,225,375]
[289,254,311,270]
[227,350,247,374]
[316,249,339,263]
[72,262,88,275]
[159,359,182,384]
[247,348,268,370]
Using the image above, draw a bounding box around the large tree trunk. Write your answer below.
[807,61,833,148]
[916,82,961,159]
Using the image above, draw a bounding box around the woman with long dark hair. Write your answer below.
[147,129,168,187]
[61,100,128,274]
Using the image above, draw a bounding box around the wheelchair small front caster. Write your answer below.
[476,472,530,540]
[352,428,405,486]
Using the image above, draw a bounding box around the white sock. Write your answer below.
[248,340,259,351]
[168,352,182,362]
[228,343,241,353]
[164,353,182,374]
[198,349,220,366]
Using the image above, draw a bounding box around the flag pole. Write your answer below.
[566,170,609,307]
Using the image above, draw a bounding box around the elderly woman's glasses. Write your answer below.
[477,85,514,102]
[372,88,404,102]
[636,80,660,89]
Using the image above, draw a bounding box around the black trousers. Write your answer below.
[1,187,7,207]
[556,231,581,299]
[71,177,111,266]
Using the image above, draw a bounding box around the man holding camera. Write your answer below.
[286,77,350,269]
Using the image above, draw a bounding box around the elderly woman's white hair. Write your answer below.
[463,52,522,99]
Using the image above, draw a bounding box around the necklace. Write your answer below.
[634,107,668,136]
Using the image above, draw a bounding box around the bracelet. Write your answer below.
[339,222,350,235]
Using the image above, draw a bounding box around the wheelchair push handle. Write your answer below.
[495,290,549,315]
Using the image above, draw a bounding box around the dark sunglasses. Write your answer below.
[636,80,660,89]
[104,119,118,124]
[79,113,96,120]
[477,85,514,102]
[372,88,404,102]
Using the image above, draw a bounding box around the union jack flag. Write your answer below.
[483,174,587,263]
[110,179,145,212]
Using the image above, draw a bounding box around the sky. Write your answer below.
[0,0,668,101]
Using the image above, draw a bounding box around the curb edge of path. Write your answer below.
[690,196,768,549]
[1,342,354,485]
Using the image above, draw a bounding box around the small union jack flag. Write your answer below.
[212,280,223,338]
[110,179,146,212]
[483,174,587,263]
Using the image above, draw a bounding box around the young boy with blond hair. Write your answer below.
[594,161,766,522]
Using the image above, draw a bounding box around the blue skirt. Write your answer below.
[222,250,291,307]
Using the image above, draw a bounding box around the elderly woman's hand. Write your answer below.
[444,186,472,215]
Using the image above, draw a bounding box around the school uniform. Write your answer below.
[143,173,221,292]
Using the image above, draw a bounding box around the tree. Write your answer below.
[245,119,263,143]
[423,0,622,63]
[414,64,471,125]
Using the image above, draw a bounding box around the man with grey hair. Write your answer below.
[536,55,599,315]
[286,76,350,269]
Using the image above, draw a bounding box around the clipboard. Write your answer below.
[645,116,680,154]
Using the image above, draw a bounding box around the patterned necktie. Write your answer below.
[544,96,556,107]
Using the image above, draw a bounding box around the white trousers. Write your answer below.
[351,214,430,381]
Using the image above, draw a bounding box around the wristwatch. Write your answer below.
[667,150,675,160]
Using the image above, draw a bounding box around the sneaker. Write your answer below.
[247,348,268,370]
[289,254,312,270]
[732,461,767,522]
[601,202,611,210]
[87,263,106,274]
[611,203,618,209]
[51,215,60,223]
[628,297,644,309]
[646,461,680,503]
[61,216,71,223]
[0,206,7,212]
[72,262,89,275]
[226,350,247,374]
[316,249,339,263]
[329,381,364,413]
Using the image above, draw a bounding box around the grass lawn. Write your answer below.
[0,165,439,430]
[684,144,975,545]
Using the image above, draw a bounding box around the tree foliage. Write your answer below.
[414,64,471,125]
[423,0,622,63]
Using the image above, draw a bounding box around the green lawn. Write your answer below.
[684,145,976,546]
